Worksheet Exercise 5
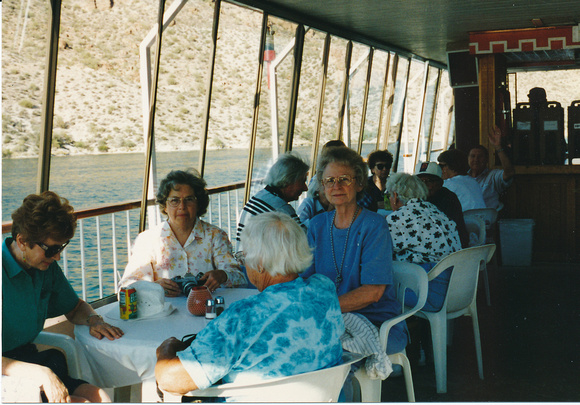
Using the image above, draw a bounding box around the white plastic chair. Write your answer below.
[463,208,498,245]
[2,332,83,403]
[352,261,429,402]
[412,244,496,394]
[464,209,498,305]
[161,352,365,402]
[464,215,492,306]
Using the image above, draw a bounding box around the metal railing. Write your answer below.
[2,181,246,303]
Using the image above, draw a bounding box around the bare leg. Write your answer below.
[72,383,111,403]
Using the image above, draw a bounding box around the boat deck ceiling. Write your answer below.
[233,0,580,70]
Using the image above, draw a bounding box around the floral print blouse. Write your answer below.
[119,219,247,288]
[387,198,461,264]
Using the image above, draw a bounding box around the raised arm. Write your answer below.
[488,124,515,181]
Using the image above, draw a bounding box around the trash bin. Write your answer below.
[498,219,535,266]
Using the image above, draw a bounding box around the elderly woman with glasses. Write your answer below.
[155,212,344,399]
[2,191,122,403]
[120,169,247,296]
[301,146,407,355]
[385,172,461,311]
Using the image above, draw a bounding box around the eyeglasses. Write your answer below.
[321,175,356,189]
[166,196,196,207]
[375,163,388,171]
[234,251,246,266]
[35,241,69,258]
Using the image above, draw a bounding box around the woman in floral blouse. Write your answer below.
[385,172,461,311]
[119,169,247,295]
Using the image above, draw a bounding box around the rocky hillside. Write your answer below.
[2,0,579,159]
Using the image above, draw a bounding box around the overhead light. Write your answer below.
[531,18,544,27]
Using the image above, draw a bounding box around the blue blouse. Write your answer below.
[302,209,401,326]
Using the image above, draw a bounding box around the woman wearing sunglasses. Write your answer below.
[119,169,247,296]
[2,191,123,402]
[366,149,393,209]
[302,146,407,357]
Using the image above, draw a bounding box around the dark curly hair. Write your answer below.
[367,149,394,170]
[437,149,470,175]
[11,191,77,245]
[156,169,210,217]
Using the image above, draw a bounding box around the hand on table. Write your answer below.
[201,270,227,293]
[89,318,124,340]
[155,278,182,297]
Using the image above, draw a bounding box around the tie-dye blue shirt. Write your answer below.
[177,274,344,391]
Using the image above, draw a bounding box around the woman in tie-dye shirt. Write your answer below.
[155,212,344,400]
[119,169,247,294]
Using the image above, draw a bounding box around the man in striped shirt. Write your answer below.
[235,152,309,252]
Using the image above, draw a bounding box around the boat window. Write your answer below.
[2,0,51,220]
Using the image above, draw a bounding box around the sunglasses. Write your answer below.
[321,175,356,189]
[375,163,388,170]
[166,196,196,207]
[35,240,69,258]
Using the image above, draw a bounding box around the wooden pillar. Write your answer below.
[478,54,507,166]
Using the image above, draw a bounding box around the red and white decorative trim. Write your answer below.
[469,24,580,54]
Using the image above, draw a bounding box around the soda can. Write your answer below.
[119,287,138,320]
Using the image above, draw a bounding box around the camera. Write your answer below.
[171,272,205,296]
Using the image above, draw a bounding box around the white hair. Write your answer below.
[241,212,313,277]
[385,172,428,204]
[264,152,310,188]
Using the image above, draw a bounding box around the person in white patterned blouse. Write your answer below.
[386,172,461,312]
[119,169,247,295]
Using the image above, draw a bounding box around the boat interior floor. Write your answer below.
[380,261,580,402]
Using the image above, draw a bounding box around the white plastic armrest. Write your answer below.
[33,332,82,379]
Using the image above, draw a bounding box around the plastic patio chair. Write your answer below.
[463,208,498,245]
[464,215,492,306]
[161,352,365,403]
[464,209,498,305]
[2,332,83,403]
[412,244,496,394]
[352,261,429,402]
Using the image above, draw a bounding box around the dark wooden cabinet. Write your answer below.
[501,166,580,262]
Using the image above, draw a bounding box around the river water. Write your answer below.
[1,146,342,300]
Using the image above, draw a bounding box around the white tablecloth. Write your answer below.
[74,288,258,388]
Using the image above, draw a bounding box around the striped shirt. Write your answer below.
[235,185,305,251]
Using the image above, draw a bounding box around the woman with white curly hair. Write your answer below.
[155,212,344,399]
[386,172,461,311]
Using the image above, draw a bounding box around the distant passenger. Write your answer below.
[120,169,247,295]
[297,180,333,228]
[3,191,122,403]
[468,125,515,209]
[415,161,469,248]
[366,149,393,209]
[437,148,486,212]
[235,152,309,252]
[155,212,344,401]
